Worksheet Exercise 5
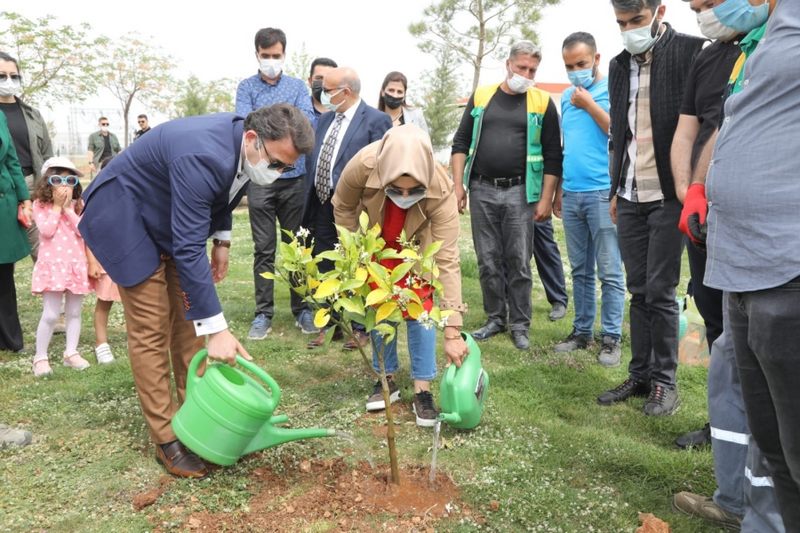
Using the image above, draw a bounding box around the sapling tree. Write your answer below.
[264,212,451,484]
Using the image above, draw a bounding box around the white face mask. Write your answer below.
[386,188,426,209]
[697,8,741,41]
[622,10,661,55]
[0,77,21,97]
[100,126,109,133]
[259,58,283,79]
[507,72,533,94]
[242,138,282,186]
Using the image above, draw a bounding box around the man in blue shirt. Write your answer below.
[554,32,625,367]
[235,27,317,340]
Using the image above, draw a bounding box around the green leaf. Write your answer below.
[338,297,365,316]
[422,240,443,260]
[390,262,415,284]
[398,249,420,261]
[260,271,276,280]
[375,322,397,341]
[316,250,344,262]
[359,211,370,231]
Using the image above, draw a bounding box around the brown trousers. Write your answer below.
[119,258,204,444]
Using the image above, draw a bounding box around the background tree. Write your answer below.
[284,42,312,83]
[421,47,464,153]
[170,76,237,118]
[0,11,108,106]
[95,33,175,146]
[409,0,560,91]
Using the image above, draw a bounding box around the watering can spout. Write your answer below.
[243,423,336,455]
[438,412,462,425]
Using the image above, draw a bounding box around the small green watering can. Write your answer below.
[437,333,489,430]
[172,350,336,466]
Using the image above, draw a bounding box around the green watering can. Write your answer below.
[437,333,489,430]
[172,350,336,466]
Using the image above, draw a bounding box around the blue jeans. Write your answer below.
[371,320,437,381]
[562,189,625,338]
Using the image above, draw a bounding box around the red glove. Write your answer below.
[678,183,708,246]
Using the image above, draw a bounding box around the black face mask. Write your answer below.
[383,94,404,110]
[311,80,323,103]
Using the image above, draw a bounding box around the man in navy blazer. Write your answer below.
[303,67,392,348]
[79,105,313,479]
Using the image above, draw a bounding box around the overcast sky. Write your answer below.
[17,0,701,147]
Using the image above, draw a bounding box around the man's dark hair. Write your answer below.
[137,114,148,120]
[562,32,598,53]
[610,0,661,13]
[244,103,314,155]
[254,28,287,53]
[0,51,20,71]
[309,57,337,78]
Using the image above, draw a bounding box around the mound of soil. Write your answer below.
[182,457,474,531]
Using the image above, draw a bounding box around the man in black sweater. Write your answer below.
[597,0,704,416]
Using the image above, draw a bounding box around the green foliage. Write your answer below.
[421,47,464,152]
[409,0,561,90]
[0,11,108,106]
[95,32,176,146]
[171,75,236,118]
[283,42,313,83]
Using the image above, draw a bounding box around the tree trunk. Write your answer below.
[377,349,400,485]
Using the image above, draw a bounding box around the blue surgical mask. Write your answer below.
[713,0,769,33]
[567,66,595,88]
[320,88,344,112]
[622,10,660,55]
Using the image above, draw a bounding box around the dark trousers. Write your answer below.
[469,180,534,331]
[248,177,306,319]
[531,219,568,307]
[616,197,684,387]
[686,241,723,349]
[0,262,24,352]
[728,280,800,531]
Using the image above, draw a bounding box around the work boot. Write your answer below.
[554,329,592,352]
[672,491,742,531]
[675,423,711,449]
[365,378,400,411]
[597,377,650,406]
[643,383,680,416]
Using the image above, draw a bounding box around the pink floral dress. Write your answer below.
[31,200,91,295]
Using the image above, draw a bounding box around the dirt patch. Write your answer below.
[357,402,414,439]
[132,475,173,510]
[182,457,475,531]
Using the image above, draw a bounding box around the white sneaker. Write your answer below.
[63,353,90,371]
[95,343,115,364]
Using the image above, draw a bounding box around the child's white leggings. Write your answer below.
[34,291,84,362]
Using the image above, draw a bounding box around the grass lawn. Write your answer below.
[0,210,722,532]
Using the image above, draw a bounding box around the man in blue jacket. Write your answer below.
[80,104,314,479]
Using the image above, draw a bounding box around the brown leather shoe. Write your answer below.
[343,330,369,351]
[155,440,208,479]
[307,327,344,348]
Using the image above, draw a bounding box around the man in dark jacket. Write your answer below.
[597,0,704,416]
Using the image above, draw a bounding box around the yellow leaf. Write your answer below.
[314,308,331,328]
[355,267,368,282]
[260,271,276,280]
[314,278,341,299]
[366,288,390,307]
[307,276,321,289]
[406,302,423,320]
[359,211,370,231]
[376,301,398,323]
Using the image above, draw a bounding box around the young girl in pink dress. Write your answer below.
[86,155,121,364]
[30,157,92,377]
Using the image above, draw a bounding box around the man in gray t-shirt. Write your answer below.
[705,2,800,530]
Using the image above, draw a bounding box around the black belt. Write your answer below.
[472,174,523,188]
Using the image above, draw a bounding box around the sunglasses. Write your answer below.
[0,73,21,82]
[48,175,80,187]
[138,120,146,124]
[100,122,110,126]
[261,140,295,173]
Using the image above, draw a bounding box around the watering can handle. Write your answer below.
[186,350,282,412]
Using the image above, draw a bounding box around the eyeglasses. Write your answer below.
[386,185,426,197]
[0,73,21,82]
[261,140,295,173]
[138,120,146,124]
[100,122,110,126]
[48,175,80,187]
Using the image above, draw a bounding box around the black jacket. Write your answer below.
[608,24,705,201]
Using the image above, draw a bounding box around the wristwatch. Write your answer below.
[212,239,231,248]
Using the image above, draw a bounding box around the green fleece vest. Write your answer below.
[463,83,549,203]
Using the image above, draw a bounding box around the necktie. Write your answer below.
[315,113,345,203]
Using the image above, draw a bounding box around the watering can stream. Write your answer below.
[172,350,336,466]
